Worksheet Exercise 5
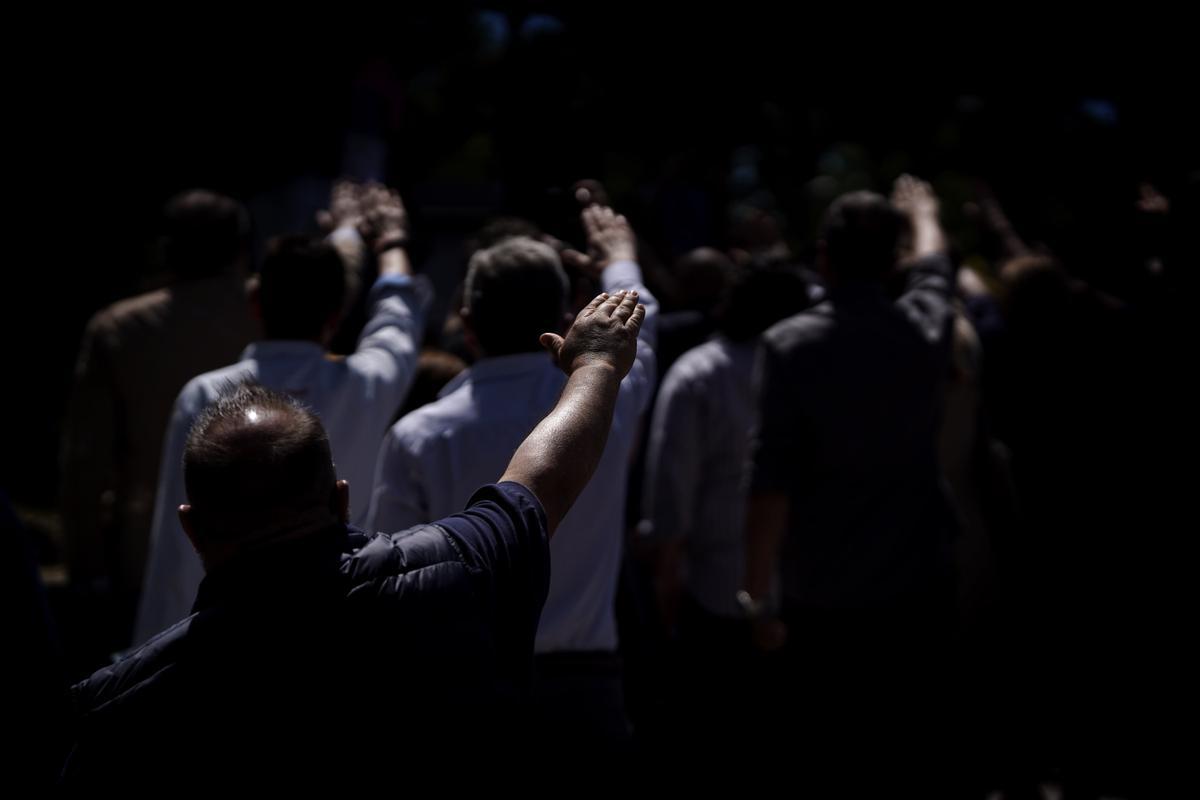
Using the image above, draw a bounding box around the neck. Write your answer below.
[200,506,343,571]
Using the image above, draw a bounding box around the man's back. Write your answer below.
[68,484,549,785]
[371,349,647,652]
[369,256,657,654]
[62,276,257,599]
[134,275,427,643]
[65,287,647,787]
[643,336,758,618]
[755,256,957,608]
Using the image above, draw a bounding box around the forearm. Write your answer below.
[500,363,622,535]
[377,243,413,278]
[351,275,431,380]
[911,212,947,259]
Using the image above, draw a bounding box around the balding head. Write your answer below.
[181,383,344,564]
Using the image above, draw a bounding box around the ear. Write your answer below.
[248,279,263,322]
[320,311,343,347]
[460,308,484,359]
[334,480,351,524]
[178,504,201,554]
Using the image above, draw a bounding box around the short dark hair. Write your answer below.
[718,262,810,341]
[464,236,569,356]
[674,247,736,315]
[820,191,906,282]
[163,189,250,278]
[183,383,336,541]
[258,235,346,341]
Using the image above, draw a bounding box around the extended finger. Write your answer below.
[624,303,646,332]
[612,290,639,323]
[597,289,627,316]
[579,292,609,317]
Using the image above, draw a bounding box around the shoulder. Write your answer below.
[762,306,831,353]
[341,524,469,586]
[670,338,730,383]
[177,361,256,409]
[72,616,195,714]
[86,289,172,343]
[390,390,473,450]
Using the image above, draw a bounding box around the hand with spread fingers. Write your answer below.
[540,289,645,378]
[891,173,946,259]
[583,205,638,270]
[357,183,410,253]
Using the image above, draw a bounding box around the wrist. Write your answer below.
[372,230,409,255]
[566,357,620,379]
[601,251,637,268]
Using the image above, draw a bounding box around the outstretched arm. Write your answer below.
[500,290,646,536]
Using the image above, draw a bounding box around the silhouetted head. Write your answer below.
[163,189,250,279]
[674,247,737,316]
[256,235,347,344]
[718,262,810,342]
[818,191,906,285]
[1000,255,1073,332]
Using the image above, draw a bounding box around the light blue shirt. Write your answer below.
[134,274,430,646]
[367,260,658,653]
[642,335,757,618]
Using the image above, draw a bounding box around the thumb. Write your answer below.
[560,248,596,276]
[539,332,565,362]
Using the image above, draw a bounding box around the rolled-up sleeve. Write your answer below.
[601,259,659,415]
[347,274,433,390]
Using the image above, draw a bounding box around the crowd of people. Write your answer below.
[9,142,1187,792]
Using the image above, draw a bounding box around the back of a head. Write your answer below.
[163,189,250,279]
[183,383,337,543]
[465,216,543,256]
[675,247,736,315]
[1001,255,1072,331]
[464,236,568,357]
[820,191,906,283]
[258,235,346,341]
[719,262,811,342]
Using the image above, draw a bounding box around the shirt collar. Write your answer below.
[240,340,326,361]
[439,351,557,398]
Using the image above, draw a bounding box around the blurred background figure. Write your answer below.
[60,190,257,651]
[369,204,658,760]
[640,259,810,749]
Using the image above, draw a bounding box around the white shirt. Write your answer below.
[367,260,658,653]
[642,335,757,618]
[133,274,429,645]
